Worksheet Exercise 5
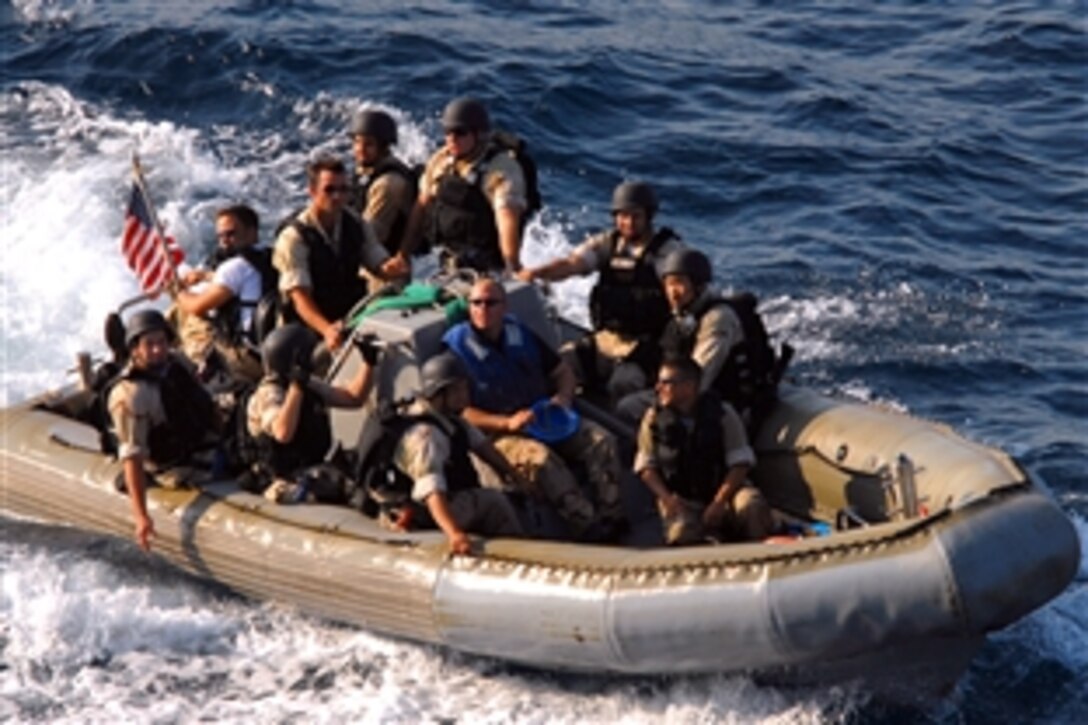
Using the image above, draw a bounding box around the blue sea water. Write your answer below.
[1,1,1085,722]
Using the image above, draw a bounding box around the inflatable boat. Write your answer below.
[0,280,1079,698]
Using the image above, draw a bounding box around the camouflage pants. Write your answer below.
[660,485,774,546]
[177,311,263,386]
[445,488,524,538]
[492,419,624,536]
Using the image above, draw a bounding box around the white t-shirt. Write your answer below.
[212,255,263,331]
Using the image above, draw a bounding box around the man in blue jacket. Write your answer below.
[443,278,626,541]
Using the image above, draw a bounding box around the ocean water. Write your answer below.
[1,1,1085,722]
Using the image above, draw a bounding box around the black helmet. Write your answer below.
[261,323,318,380]
[349,109,398,146]
[124,309,174,348]
[661,248,713,287]
[441,97,490,134]
[420,351,468,398]
[611,181,659,217]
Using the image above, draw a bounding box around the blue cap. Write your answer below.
[524,399,581,444]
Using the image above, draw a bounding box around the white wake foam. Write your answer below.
[10,0,92,24]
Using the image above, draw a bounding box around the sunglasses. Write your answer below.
[469,298,503,307]
[322,185,349,195]
[445,127,471,138]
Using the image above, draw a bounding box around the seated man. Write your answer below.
[518,181,683,404]
[443,278,626,541]
[273,156,407,354]
[245,323,379,503]
[634,355,774,546]
[107,310,220,551]
[392,352,525,554]
[175,203,272,386]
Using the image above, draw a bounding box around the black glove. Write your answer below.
[353,332,382,365]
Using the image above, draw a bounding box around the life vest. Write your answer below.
[103,360,219,466]
[277,210,369,322]
[443,319,551,415]
[252,383,333,482]
[353,157,420,254]
[427,131,542,272]
[649,392,727,504]
[588,228,677,339]
[660,292,780,431]
[205,245,279,346]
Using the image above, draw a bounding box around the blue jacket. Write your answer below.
[443,317,551,414]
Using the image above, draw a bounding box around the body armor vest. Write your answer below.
[589,228,677,339]
[649,392,727,504]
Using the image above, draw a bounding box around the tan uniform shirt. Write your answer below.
[419,141,527,213]
[107,355,199,462]
[633,399,755,476]
[685,290,746,393]
[272,207,388,296]
[393,401,488,503]
[360,164,414,251]
[108,376,166,462]
[246,375,341,439]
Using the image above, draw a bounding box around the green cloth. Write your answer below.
[347,283,468,327]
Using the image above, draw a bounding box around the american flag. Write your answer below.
[120,181,184,293]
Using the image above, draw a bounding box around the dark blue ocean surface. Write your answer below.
[1,2,1085,722]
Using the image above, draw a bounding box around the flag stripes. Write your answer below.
[120,182,184,293]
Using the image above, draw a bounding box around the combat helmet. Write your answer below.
[420,351,468,398]
[661,248,713,287]
[611,181,659,218]
[124,309,175,348]
[261,323,318,380]
[441,97,491,134]
[349,109,398,146]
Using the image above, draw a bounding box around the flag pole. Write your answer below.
[130,151,181,299]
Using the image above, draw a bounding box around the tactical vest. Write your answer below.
[430,169,502,271]
[589,228,677,339]
[205,246,278,345]
[428,134,539,272]
[660,292,779,431]
[280,211,369,322]
[649,393,727,504]
[110,361,219,466]
[253,384,333,481]
[353,157,418,254]
[443,319,551,415]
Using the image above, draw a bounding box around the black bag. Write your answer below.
[489,130,543,222]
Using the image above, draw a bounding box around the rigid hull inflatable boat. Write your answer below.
[0,281,1079,697]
